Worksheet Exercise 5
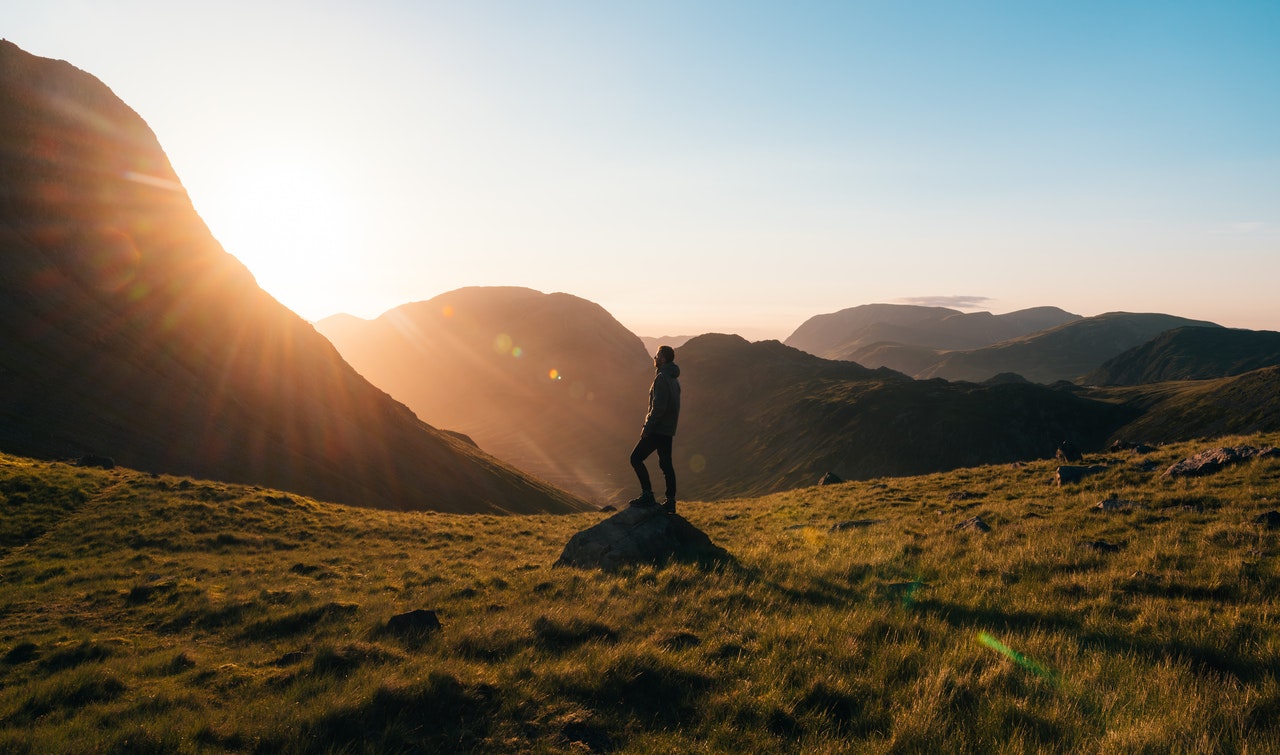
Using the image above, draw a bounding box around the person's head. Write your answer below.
[654,345,675,366]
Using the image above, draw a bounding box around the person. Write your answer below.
[629,345,681,513]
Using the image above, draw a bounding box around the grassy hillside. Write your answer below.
[3,437,1280,753]
[1083,327,1280,386]
[917,313,1222,384]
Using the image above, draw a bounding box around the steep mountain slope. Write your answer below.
[785,303,1079,362]
[0,41,586,514]
[916,312,1222,384]
[674,334,1133,500]
[316,288,652,505]
[1082,326,1280,386]
[1102,365,1280,444]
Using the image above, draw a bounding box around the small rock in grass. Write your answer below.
[957,516,991,533]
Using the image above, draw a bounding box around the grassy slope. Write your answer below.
[2,438,1280,753]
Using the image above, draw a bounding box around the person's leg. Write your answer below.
[654,435,676,503]
[629,436,658,503]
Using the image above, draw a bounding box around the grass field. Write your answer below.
[2,434,1279,753]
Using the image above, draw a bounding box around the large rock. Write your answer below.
[1162,446,1279,479]
[555,507,731,571]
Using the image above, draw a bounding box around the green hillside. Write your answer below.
[2,439,1280,752]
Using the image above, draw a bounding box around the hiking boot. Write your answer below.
[661,498,677,514]
[628,491,656,507]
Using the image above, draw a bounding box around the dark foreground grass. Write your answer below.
[2,435,1280,753]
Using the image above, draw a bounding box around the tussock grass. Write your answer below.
[2,435,1280,752]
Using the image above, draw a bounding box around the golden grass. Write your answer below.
[1,434,1279,752]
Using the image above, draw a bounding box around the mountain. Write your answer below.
[673,334,1133,500]
[640,335,695,353]
[1103,366,1280,444]
[785,304,1080,362]
[1082,327,1280,386]
[916,312,1222,384]
[316,287,652,505]
[0,41,586,514]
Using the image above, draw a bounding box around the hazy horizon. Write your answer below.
[9,2,1279,338]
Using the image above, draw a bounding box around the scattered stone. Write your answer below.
[75,454,115,470]
[1083,540,1123,553]
[1056,465,1107,486]
[830,519,879,531]
[1056,441,1083,463]
[819,472,844,486]
[1163,446,1280,479]
[947,490,979,501]
[657,631,702,650]
[1110,440,1156,454]
[384,609,441,638]
[1096,496,1136,511]
[1254,511,1280,529]
[956,516,991,533]
[555,506,732,571]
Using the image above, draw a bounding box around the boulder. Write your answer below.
[1056,441,1083,463]
[1254,511,1280,529]
[1162,446,1280,479]
[555,506,731,571]
[1055,465,1107,485]
[819,472,844,486]
[383,609,441,638]
[956,516,991,532]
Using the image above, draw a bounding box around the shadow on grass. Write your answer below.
[918,599,1270,683]
[274,672,502,754]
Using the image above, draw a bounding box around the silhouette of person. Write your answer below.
[629,345,681,513]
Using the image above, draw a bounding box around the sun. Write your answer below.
[194,152,356,320]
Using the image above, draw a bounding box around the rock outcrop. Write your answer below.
[1162,446,1280,479]
[555,507,731,571]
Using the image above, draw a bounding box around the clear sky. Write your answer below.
[9,1,1280,339]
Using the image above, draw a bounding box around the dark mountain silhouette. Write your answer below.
[785,304,1080,363]
[1082,327,1280,386]
[0,41,586,514]
[1103,366,1280,444]
[674,334,1133,500]
[316,287,652,505]
[640,335,694,353]
[916,312,1222,384]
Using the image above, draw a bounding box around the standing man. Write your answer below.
[629,345,681,513]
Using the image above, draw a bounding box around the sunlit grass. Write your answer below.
[1,435,1279,751]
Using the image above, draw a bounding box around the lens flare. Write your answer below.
[441,305,454,318]
[689,454,707,473]
[494,334,513,355]
[978,632,1060,684]
[548,368,560,380]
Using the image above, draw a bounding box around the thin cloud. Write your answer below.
[895,296,993,311]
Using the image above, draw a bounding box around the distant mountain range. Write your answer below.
[673,334,1132,499]
[785,304,1081,360]
[787,305,1222,384]
[0,41,586,514]
[1082,327,1280,386]
[7,39,1280,511]
[316,288,650,505]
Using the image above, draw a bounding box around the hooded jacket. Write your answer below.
[642,361,681,437]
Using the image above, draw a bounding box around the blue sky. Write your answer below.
[8,1,1279,338]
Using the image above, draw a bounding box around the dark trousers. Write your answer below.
[630,434,675,500]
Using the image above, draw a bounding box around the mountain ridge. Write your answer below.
[0,40,587,514]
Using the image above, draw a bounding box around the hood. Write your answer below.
[658,362,681,379]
